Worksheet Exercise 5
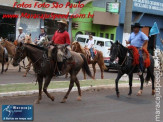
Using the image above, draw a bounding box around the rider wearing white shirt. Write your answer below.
[17,27,25,43]
[86,35,95,60]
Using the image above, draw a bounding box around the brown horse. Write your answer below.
[0,38,16,72]
[0,43,5,73]
[71,41,107,79]
[13,43,93,104]
[51,44,93,103]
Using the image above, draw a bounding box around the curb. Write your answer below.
[0,83,141,98]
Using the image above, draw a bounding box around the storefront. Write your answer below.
[117,0,163,53]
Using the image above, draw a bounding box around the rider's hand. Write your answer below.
[125,40,130,44]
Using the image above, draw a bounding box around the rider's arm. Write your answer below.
[65,32,71,45]
[126,34,131,44]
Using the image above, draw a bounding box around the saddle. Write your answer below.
[84,47,97,61]
[127,46,150,68]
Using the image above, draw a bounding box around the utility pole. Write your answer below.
[68,0,73,43]
[122,0,133,46]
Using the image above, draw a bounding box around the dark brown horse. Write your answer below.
[13,43,55,104]
[51,44,94,103]
[71,41,107,79]
[13,43,93,103]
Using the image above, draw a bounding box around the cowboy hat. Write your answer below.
[132,23,143,28]
[18,27,23,30]
[57,19,68,25]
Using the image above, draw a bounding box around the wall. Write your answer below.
[72,1,117,41]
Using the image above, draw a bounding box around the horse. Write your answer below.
[156,49,163,75]
[0,43,5,73]
[37,36,49,47]
[71,41,106,79]
[0,38,16,72]
[13,43,55,104]
[50,44,94,103]
[109,41,155,97]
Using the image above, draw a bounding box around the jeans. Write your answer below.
[89,48,95,59]
[139,49,144,71]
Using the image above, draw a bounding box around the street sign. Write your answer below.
[106,2,120,14]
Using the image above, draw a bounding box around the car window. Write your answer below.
[86,39,89,43]
[105,41,111,47]
[77,37,86,43]
[97,41,104,46]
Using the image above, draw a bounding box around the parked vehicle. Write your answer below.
[75,34,118,70]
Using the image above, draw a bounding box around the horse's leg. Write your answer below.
[43,76,54,101]
[65,73,68,78]
[115,71,123,97]
[5,57,11,72]
[137,74,144,96]
[82,68,86,79]
[97,61,104,79]
[128,73,133,96]
[18,64,21,72]
[148,67,155,95]
[34,76,43,104]
[61,75,75,103]
[74,78,82,101]
[23,61,32,77]
[92,63,96,79]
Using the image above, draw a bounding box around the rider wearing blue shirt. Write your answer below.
[126,23,149,75]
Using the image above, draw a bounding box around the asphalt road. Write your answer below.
[0,64,140,84]
[0,85,162,122]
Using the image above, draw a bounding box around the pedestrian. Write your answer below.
[17,27,26,43]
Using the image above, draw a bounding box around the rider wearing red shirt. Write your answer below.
[52,19,70,45]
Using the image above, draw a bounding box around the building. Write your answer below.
[71,0,119,41]
[117,0,163,53]
[0,0,70,41]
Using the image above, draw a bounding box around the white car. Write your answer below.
[75,34,117,70]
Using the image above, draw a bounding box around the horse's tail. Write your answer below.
[80,54,93,79]
[145,55,155,83]
[98,51,107,70]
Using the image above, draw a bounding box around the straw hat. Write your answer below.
[57,19,68,25]
[18,27,23,30]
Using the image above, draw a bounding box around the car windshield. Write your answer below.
[77,37,86,43]
[105,41,111,47]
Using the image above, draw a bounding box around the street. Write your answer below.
[0,84,162,122]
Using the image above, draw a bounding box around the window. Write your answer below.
[100,33,103,37]
[77,37,86,43]
[97,41,104,47]
[105,33,109,39]
[111,34,114,40]
[105,41,111,47]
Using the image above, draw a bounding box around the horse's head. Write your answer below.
[56,44,71,62]
[13,42,27,66]
[71,41,81,52]
[25,34,32,44]
[110,41,121,62]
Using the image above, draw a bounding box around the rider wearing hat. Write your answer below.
[52,19,70,45]
[17,27,26,43]
[126,23,149,75]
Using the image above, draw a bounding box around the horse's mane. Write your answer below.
[26,44,48,52]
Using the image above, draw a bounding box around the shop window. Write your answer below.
[111,34,114,40]
[77,37,86,43]
[105,33,109,39]
[85,32,95,36]
[100,33,103,37]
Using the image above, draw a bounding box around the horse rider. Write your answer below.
[85,34,95,60]
[35,26,47,45]
[126,23,149,75]
[50,19,71,75]
[17,27,26,43]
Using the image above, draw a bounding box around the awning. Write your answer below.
[93,11,119,26]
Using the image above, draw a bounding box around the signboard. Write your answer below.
[106,2,120,13]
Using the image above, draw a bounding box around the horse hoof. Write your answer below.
[116,93,120,98]
[60,99,66,103]
[34,100,40,104]
[51,96,55,101]
[23,74,27,77]
[77,96,82,101]
[152,90,155,95]
[128,93,132,96]
[137,90,142,96]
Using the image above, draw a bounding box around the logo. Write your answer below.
[2,105,33,121]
